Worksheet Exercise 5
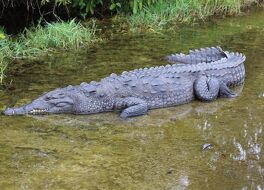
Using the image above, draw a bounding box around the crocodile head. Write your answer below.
[3,86,112,116]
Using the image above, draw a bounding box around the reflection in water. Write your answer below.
[233,138,247,161]
[0,7,264,190]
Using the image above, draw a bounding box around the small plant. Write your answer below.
[71,0,103,17]
[22,19,97,51]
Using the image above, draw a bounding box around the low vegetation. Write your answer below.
[127,0,260,31]
[1,0,261,33]
[0,19,98,84]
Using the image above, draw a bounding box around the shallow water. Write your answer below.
[0,8,264,190]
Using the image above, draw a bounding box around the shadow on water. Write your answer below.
[0,8,264,190]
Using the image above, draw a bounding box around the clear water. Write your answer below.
[0,8,263,190]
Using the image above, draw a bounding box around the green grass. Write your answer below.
[0,19,98,84]
[0,27,11,84]
[23,19,97,50]
[128,0,259,31]
[0,53,8,84]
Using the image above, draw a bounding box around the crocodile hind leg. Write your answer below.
[194,76,237,101]
[194,76,220,101]
[115,97,148,118]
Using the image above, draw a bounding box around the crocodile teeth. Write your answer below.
[29,109,48,115]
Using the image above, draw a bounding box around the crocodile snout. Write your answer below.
[3,107,27,115]
[3,108,16,115]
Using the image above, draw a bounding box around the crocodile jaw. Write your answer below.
[3,106,49,115]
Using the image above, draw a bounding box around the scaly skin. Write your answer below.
[3,47,246,118]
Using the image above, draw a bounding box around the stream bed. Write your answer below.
[0,8,263,190]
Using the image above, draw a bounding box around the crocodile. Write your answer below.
[3,46,246,118]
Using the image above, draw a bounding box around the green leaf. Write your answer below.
[139,1,142,10]
[133,0,138,14]
[0,33,5,40]
[110,3,116,10]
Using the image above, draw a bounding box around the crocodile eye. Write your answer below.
[56,102,71,107]
[45,97,52,101]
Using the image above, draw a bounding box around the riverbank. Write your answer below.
[0,0,263,85]
[126,0,263,31]
[0,19,98,84]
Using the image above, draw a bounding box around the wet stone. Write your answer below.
[202,143,214,151]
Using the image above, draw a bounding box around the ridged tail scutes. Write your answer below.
[166,46,229,64]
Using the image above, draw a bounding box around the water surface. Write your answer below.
[0,8,263,190]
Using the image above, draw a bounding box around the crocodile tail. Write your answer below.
[166,46,228,64]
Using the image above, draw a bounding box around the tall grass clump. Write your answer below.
[128,0,259,31]
[0,19,98,84]
[22,19,97,51]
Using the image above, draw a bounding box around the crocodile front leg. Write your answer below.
[115,97,148,118]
